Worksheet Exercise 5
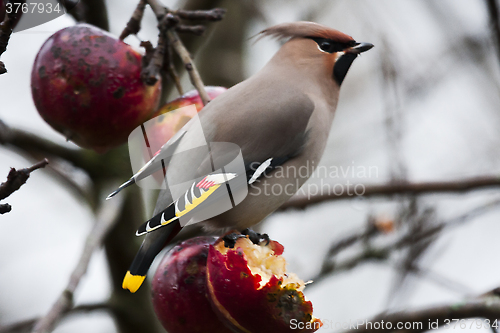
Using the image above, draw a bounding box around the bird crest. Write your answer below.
[255,21,355,44]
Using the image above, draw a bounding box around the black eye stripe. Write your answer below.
[308,37,354,53]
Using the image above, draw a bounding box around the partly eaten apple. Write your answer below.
[206,231,322,333]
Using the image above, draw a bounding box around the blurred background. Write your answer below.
[1,0,500,332]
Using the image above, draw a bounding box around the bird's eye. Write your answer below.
[319,41,332,52]
[308,37,346,53]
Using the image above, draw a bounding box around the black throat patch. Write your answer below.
[333,53,358,85]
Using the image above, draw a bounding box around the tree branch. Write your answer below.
[119,0,146,40]
[0,159,49,214]
[103,187,164,333]
[343,297,500,333]
[144,0,213,105]
[31,195,124,333]
[309,198,500,285]
[281,176,500,210]
[0,121,86,171]
[0,120,132,181]
[0,159,48,200]
[173,8,226,21]
[0,303,112,333]
[0,0,26,74]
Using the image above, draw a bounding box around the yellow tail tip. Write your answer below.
[122,271,146,293]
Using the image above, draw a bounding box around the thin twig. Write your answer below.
[0,203,11,214]
[0,159,49,200]
[166,44,184,95]
[141,15,176,85]
[32,196,125,333]
[281,176,500,210]
[173,8,226,21]
[309,198,500,285]
[0,0,26,74]
[0,159,49,214]
[167,29,210,105]
[342,297,500,333]
[120,0,146,40]
[144,0,211,105]
[0,303,112,333]
[0,119,131,181]
[175,24,206,36]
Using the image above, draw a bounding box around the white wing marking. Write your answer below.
[248,158,273,184]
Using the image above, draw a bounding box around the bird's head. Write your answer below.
[258,21,373,86]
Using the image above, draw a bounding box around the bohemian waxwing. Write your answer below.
[107,21,373,292]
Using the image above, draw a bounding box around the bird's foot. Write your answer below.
[222,232,246,248]
[242,228,270,246]
[222,229,270,248]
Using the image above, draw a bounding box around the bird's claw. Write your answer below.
[242,228,270,246]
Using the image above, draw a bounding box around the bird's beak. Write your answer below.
[333,42,374,85]
[345,42,374,55]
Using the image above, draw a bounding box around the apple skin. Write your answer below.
[139,86,227,184]
[145,86,228,155]
[206,235,322,333]
[151,236,233,333]
[31,24,161,153]
[155,86,228,116]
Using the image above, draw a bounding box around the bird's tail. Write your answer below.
[122,220,182,293]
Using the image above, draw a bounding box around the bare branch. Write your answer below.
[309,198,500,285]
[120,0,146,40]
[167,29,210,105]
[32,196,125,333]
[0,120,85,171]
[173,8,226,21]
[140,15,176,85]
[175,24,206,36]
[343,297,500,333]
[144,0,212,105]
[0,159,49,214]
[0,119,132,182]
[0,203,11,214]
[0,303,112,333]
[0,0,26,74]
[166,45,184,95]
[281,176,500,210]
[0,159,48,201]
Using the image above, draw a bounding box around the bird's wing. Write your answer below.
[152,78,315,215]
[106,116,194,200]
[136,172,238,236]
[137,154,294,236]
[206,77,316,164]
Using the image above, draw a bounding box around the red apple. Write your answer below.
[206,232,322,333]
[151,236,233,333]
[155,86,227,116]
[31,24,161,153]
[138,87,227,184]
[146,86,227,154]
